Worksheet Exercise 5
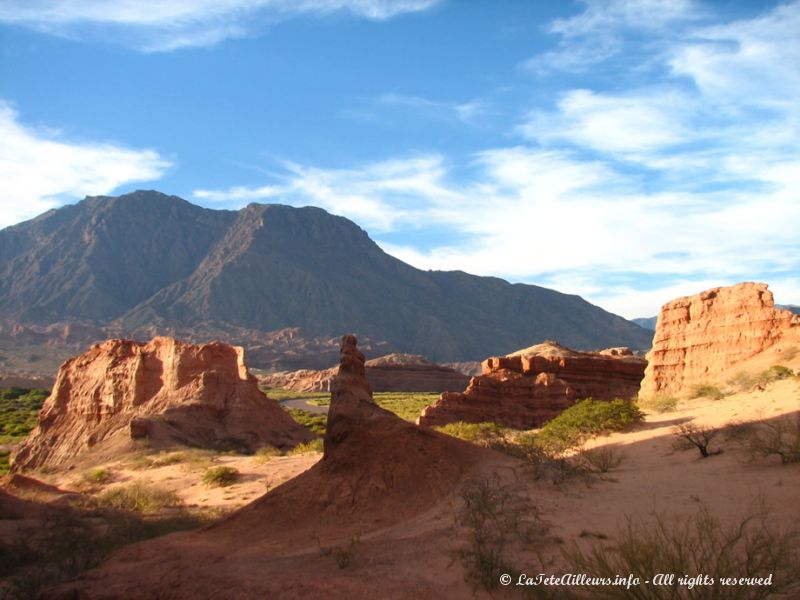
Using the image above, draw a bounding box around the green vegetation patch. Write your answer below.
[0,449,10,476]
[688,383,726,400]
[435,421,507,444]
[96,481,182,512]
[285,407,327,436]
[0,387,48,443]
[536,398,643,453]
[202,466,240,487]
[289,438,324,455]
[374,391,440,421]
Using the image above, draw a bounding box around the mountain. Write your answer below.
[0,191,653,367]
[631,316,657,331]
[778,304,800,315]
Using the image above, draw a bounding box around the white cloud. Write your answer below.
[0,101,171,228]
[0,0,442,51]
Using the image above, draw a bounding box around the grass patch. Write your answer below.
[374,392,440,421]
[201,466,240,487]
[96,481,182,512]
[535,398,643,454]
[0,387,48,443]
[253,445,283,463]
[689,383,726,400]
[288,438,324,455]
[284,408,327,436]
[563,503,800,600]
[0,449,10,476]
[261,388,330,403]
[434,421,507,444]
[640,394,679,413]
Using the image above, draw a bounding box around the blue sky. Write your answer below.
[1,0,798,318]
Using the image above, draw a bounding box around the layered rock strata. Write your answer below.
[418,341,646,429]
[640,282,800,397]
[11,336,313,471]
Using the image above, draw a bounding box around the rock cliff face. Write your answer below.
[44,335,498,599]
[11,337,313,471]
[260,353,469,393]
[639,282,800,397]
[418,341,646,429]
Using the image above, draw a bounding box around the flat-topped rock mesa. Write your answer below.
[11,336,313,472]
[640,282,800,397]
[261,352,470,392]
[44,335,499,599]
[418,341,647,429]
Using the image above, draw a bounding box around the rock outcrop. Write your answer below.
[418,341,647,429]
[43,335,499,599]
[11,337,313,471]
[260,353,469,393]
[640,282,800,397]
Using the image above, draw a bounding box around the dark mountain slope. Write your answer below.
[0,191,234,323]
[1,191,652,363]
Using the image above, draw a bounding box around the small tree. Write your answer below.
[674,423,722,458]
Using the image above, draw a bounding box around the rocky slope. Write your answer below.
[43,335,498,599]
[0,191,652,371]
[419,341,647,429]
[639,282,800,397]
[11,337,313,471]
[261,353,469,392]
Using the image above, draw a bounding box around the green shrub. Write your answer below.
[689,383,725,400]
[96,481,182,512]
[640,394,679,413]
[536,398,643,454]
[434,421,506,444]
[82,468,112,486]
[202,466,240,487]
[288,438,324,455]
[563,504,800,600]
[755,365,794,385]
[0,449,9,475]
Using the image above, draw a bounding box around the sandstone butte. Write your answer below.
[418,341,647,429]
[260,352,470,393]
[11,336,314,472]
[639,282,800,397]
[43,335,499,599]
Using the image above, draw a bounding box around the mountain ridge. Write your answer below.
[0,190,653,367]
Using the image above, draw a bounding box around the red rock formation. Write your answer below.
[11,337,313,471]
[640,282,800,397]
[43,335,499,599]
[418,341,646,429]
[261,353,469,393]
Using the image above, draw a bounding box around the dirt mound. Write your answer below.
[11,337,313,472]
[640,282,800,396]
[419,340,646,429]
[42,335,495,599]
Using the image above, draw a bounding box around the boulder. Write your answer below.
[418,341,646,429]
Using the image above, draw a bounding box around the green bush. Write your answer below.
[82,468,112,486]
[640,394,679,413]
[535,398,643,454]
[202,466,240,487]
[288,438,324,455]
[689,383,725,400]
[96,481,182,512]
[755,365,794,385]
[434,421,507,444]
[0,449,10,475]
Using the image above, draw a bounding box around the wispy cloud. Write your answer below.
[377,93,488,124]
[0,0,442,51]
[0,101,171,228]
